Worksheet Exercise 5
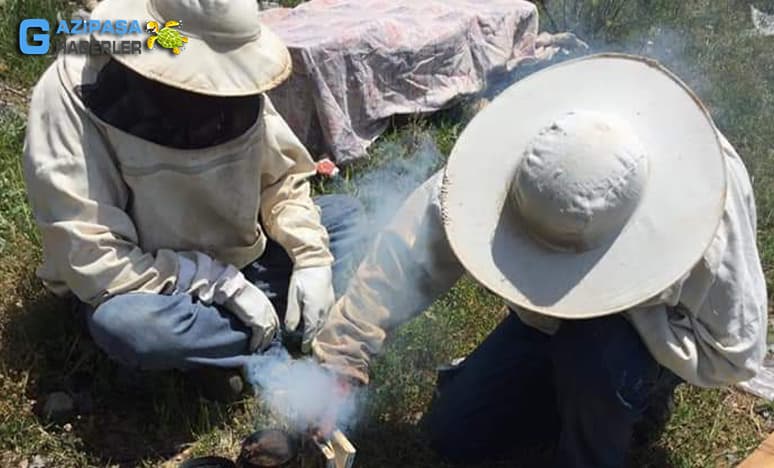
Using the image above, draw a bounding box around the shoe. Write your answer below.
[189,367,247,403]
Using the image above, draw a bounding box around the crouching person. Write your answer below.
[22,0,364,400]
[313,55,767,467]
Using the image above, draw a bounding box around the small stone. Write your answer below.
[43,392,75,423]
[28,455,47,468]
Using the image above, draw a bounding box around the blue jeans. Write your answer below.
[86,194,365,371]
[423,312,680,468]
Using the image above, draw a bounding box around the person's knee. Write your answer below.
[88,293,192,369]
[329,193,363,211]
[553,316,659,415]
[316,194,365,229]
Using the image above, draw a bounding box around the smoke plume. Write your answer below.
[352,131,445,232]
[245,343,361,433]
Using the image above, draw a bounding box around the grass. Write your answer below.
[0,0,71,89]
[0,110,36,255]
[0,0,773,466]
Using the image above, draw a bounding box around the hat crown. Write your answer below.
[150,0,261,42]
[510,111,649,252]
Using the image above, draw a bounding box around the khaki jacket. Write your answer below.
[314,134,768,388]
[23,53,332,306]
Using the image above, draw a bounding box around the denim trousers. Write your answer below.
[86,194,365,371]
[423,312,681,468]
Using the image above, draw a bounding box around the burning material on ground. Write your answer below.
[238,342,360,467]
[179,427,356,468]
[232,427,356,468]
[237,429,299,467]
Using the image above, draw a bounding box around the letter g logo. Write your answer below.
[20,19,50,55]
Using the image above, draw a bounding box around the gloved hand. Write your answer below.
[285,265,335,353]
[222,279,280,352]
[176,252,279,352]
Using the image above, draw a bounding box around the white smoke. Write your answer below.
[352,131,445,233]
[245,343,361,433]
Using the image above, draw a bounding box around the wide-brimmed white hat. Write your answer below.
[442,53,726,319]
[90,0,291,96]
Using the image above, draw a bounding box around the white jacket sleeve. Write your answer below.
[313,171,465,384]
[259,96,333,269]
[626,134,768,387]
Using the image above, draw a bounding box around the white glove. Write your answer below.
[285,265,335,352]
[176,252,279,352]
[223,279,280,352]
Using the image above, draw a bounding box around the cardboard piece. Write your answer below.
[738,432,774,467]
[331,430,356,468]
[314,429,356,468]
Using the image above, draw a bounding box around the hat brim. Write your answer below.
[442,54,726,319]
[90,0,291,96]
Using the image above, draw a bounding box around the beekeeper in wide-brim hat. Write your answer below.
[90,0,291,96]
[315,52,765,388]
[442,53,726,318]
[313,52,766,465]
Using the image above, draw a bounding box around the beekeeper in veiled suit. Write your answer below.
[23,0,364,400]
[314,54,768,467]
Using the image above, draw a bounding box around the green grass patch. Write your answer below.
[0,0,72,89]
[0,109,37,254]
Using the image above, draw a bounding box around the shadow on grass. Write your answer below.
[0,267,246,466]
[350,382,676,468]
[631,445,675,468]
[350,420,553,468]
[350,391,677,468]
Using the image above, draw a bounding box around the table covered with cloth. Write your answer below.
[261,0,557,163]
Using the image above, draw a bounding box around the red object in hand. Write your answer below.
[316,158,340,178]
